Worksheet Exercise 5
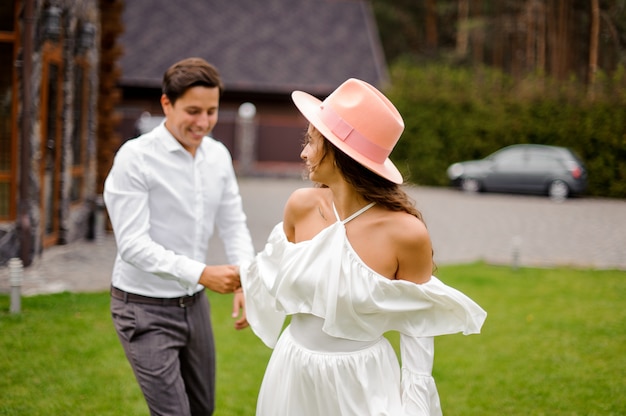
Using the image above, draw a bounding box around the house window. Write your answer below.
[0,1,15,31]
[71,59,89,203]
[0,0,18,221]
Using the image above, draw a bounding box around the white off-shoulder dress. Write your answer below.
[241,203,487,416]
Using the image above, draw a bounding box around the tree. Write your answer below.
[369,0,624,85]
[588,0,600,95]
[456,0,469,57]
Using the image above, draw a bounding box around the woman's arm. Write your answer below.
[394,215,433,284]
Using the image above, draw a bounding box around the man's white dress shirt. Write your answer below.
[104,122,254,298]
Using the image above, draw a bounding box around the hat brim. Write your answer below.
[292,90,403,184]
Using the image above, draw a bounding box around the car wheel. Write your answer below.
[461,178,480,193]
[548,179,569,201]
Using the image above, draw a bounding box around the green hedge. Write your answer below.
[386,61,626,198]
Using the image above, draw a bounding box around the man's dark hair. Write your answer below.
[162,57,223,104]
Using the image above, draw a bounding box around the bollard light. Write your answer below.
[511,235,522,271]
[9,257,23,314]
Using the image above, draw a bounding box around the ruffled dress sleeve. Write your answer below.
[400,335,443,416]
[240,223,289,348]
[242,220,487,347]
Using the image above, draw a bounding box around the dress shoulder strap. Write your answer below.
[332,202,376,224]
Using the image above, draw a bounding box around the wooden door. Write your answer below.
[40,44,64,248]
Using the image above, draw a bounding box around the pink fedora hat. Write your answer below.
[291,78,405,184]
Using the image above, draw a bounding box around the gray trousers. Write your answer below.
[111,290,215,416]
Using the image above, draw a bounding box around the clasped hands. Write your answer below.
[199,265,248,330]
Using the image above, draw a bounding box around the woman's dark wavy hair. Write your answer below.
[321,138,424,222]
[316,135,436,269]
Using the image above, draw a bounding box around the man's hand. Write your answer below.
[232,290,249,330]
[198,265,240,294]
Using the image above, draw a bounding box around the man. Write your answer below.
[104,57,254,415]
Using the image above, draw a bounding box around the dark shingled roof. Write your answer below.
[118,0,388,96]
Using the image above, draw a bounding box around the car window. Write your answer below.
[527,153,559,170]
[493,148,525,167]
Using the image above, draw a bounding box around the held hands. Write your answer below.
[199,265,241,294]
[198,264,249,330]
[198,265,249,329]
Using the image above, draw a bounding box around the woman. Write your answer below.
[240,78,487,415]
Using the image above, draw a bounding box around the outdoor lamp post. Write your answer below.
[42,5,62,42]
[236,102,257,176]
[77,22,96,53]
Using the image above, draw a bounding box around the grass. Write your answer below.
[1,263,625,415]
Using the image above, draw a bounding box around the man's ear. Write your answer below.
[160,94,171,113]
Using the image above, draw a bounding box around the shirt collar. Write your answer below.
[157,120,206,158]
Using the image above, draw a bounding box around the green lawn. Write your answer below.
[1,263,624,415]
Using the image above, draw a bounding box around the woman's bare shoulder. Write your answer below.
[389,211,430,242]
[283,187,331,241]
[284,187,329,214]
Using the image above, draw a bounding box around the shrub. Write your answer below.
[386,60,626,198]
